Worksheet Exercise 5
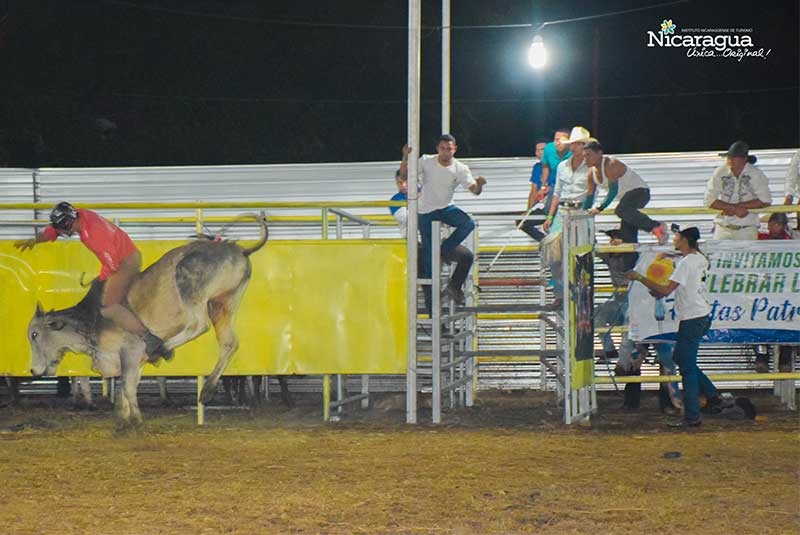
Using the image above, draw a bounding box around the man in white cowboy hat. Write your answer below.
[542,126,593,233]
[704,140,772,240]
[539,126,593,308]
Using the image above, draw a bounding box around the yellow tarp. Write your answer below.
[0,239,408,376]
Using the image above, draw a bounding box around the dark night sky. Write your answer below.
[0,0,798,167]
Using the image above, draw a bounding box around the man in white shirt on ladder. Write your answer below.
[411,134,486,306]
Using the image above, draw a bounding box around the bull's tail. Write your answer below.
[241,214,269,257]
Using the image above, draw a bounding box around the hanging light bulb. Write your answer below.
[528,34,546,69]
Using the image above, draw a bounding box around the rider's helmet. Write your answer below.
[50,202,78,231]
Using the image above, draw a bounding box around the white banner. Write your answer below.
[628,240,800,344]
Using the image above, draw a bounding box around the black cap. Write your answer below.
[719,141,757,164]
[679,227,701,242]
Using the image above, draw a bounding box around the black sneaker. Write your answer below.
[545,298,563,311]
[667,418,702,429]
[443,285,465,306]
[706,394,735,415]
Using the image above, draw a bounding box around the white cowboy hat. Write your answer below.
[561,126,592,144]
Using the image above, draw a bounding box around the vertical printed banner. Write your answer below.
[628,240,800,344]
[570,245,595,389]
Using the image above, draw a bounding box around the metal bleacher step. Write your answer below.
[459,349,562,358]
[477,277,544,287]
[455,303,554,313]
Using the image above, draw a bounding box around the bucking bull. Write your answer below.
[26,217,268,427]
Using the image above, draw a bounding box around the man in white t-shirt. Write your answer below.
[626,227,729,427]
[409,134,486,305]
[391,145,474,308]
[704,141,772,240]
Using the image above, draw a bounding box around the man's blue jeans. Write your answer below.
[419,206,475,281]
[672,315,717,423]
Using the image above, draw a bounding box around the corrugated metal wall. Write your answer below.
[1,149,797,393]
[2,148,796,242]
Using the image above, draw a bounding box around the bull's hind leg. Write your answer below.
[199,281,249,404]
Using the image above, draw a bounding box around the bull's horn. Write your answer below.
[35,301,44,317]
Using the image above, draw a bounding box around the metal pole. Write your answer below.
[195,208,203,237]
[406,0,421,425]
[465,225,478,407]
[441,0,451,134]
[562,211,571,424]
[432,222,442,424]
[362,222,371,410]
[361,374,370,410]
[197,376,205,426]
[539,244,548,391]
[336,374,344,414]
[592,26,600,137]
[323,375,331,422]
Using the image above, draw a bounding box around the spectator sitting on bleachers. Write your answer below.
[784,149,799,233]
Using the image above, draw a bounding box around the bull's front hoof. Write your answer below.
[113,420,133,436]
[69,401,96,412]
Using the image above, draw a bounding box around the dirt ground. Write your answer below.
[1,389,798,535]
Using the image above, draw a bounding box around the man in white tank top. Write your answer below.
[582,141,667,245]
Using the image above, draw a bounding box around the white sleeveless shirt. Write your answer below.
[592,157,648,197]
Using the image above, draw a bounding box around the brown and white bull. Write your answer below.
[26,217,268,427]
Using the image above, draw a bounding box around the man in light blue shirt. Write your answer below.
[540,128,572,198]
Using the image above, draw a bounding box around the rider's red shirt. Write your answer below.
[43,209,138,280]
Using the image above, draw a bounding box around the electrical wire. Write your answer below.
[89,86,795,105]
[101,0,690,32]
[101,0,430,30]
